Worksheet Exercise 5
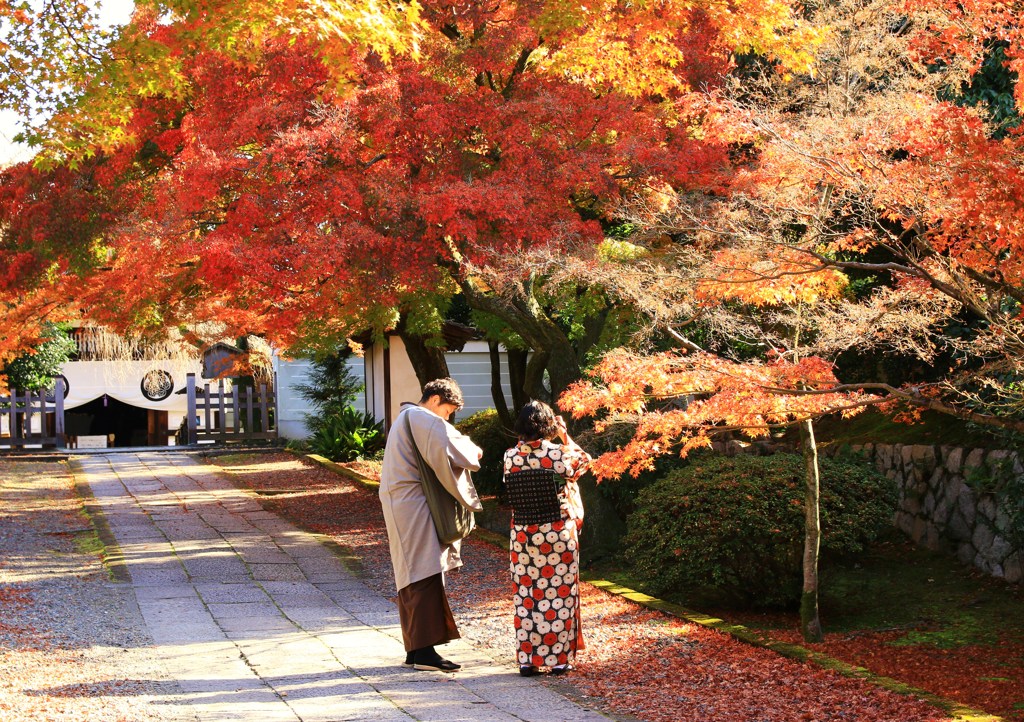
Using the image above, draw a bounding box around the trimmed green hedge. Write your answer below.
[622,453,897,608]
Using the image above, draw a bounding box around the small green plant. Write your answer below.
[294,348,380,461]
[622,452,897,608]
[308,406,385,462]
[293,350,363,415]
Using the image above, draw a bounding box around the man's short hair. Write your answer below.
[420,377,464,410]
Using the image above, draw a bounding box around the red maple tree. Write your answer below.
[1,0,819,397]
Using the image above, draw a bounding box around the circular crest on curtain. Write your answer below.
[44,374,71,402]
[141,370,174,401]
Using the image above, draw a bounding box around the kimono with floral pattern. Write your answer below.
[503,438,591,668]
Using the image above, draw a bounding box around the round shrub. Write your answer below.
[622,452,897,608]
[455,409,516,497]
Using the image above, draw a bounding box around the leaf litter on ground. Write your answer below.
[213,451,973,722]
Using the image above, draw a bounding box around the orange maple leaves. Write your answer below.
[901,0,1024,112]
[561,349,873,479]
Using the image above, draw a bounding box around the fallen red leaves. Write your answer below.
[215,452,967,722]
[769,629,1024,720]
[0,586,33,609]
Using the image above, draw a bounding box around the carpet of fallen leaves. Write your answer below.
[767,628,1024,721]
[0,460,187,722]
[213,452,965,722]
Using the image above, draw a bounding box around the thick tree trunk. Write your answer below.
[799,417,824,643]
[458,275,583,404]
[488,340,513,428]
[507,348,529,413]
[395,318,450,388]
[523,349,551,402]
[544,346,584,407]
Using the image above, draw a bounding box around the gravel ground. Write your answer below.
[213,451,953,722]
[0,459,191,722]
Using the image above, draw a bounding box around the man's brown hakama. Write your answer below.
[396,573,460,651]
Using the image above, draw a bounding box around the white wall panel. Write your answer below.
[274,340,515,439]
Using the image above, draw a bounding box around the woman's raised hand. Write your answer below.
[554,415,569,443]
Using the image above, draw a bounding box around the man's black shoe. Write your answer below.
[412,649,461,672]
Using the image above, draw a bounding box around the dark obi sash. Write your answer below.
[505,468,562,526]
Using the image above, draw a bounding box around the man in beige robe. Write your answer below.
[379,377,483,672]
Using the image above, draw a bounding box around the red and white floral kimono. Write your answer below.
[504,438,591,669]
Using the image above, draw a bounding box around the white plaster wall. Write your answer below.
[276,339,514,439]
[273,354,367,441]
[447,340,513,424]
[386,337,422,425]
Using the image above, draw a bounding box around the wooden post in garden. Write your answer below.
[6,390,16,444]
[231,384,241,433]
[216,379,226,433]
[20,389,31,439]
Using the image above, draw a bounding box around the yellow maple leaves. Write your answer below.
[535,0,824,98]
[695,247,849,308]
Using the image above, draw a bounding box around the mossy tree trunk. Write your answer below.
[459,273,584,404]
[799,417,824,643]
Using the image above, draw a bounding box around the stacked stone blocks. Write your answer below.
[846,443,1022,584]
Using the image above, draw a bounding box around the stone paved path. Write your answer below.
[74,451,610,722]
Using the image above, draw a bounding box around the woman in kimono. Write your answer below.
[504,400,591,677]
[379,378,483,672]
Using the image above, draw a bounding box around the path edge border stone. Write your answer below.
[67,457,132,583]
[292,450,381,488]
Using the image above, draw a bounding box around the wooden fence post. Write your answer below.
[187,373,198,445]
[271,372,278,432]
[5,390,16,446]
[259,382,270,433]
[21,389,32,440]
[54,377,65,449]
[203,381,213,433]
[217,379,226,435]
[231,384,240,433]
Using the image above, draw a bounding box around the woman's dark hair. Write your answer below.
[514,400,558,441]
[420,377,464,410]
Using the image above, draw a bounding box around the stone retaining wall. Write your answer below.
[844,443,1022,584]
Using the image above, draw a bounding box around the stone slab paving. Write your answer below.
[75,452,611,722]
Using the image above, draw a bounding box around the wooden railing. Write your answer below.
[183,373,277,445]
[0,378,66,449]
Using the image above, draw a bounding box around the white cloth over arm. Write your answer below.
[379,404,483,591]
